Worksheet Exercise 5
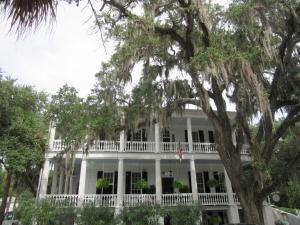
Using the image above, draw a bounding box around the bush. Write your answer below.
[77,204,117,225]
[14,199,77,225]
[163,204,203,225]
[119,205,161,225]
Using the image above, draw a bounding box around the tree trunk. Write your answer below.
[0,170,12,225]
[238,189,264,225]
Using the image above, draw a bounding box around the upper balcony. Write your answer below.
[51,140,250,155]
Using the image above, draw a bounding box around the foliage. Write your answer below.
[118,205,161,225]
[14,199,77,225]
[276,207,299,216]
[163,204,202,225]
[209,215,222,225]
[90,1,300,224]
[207,179,219,188]
[96,178,110,189]
[76,204,116,225]
[134,179,148,190]
[285,181,300,209]
[174,180,185,190]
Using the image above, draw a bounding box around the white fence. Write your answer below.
[198,193,229,205]
[161,194,193,206]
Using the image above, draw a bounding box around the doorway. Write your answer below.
[162,177,174,194]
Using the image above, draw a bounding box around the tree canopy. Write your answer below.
[88,1,300,224]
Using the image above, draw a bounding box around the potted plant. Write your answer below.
[135,179,148,194]
[207,179,219,188]
[174,180,185,193]
[96,178,110,194]
[209,215,222,225]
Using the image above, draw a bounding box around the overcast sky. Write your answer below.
[0,0,229,98]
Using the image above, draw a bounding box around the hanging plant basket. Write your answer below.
[96,178,110,189]
[134,179,148,190]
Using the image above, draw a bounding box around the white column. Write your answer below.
[120,130,125,152]
[155,159,162,204]
[190,157,198,202]
[187,117,193,152]
[48,121,56,150]
[39,158,51,197]
[78,155,87,206]
[51,163,58,194]
[224,168,240,223]
[117,158,124,208]
[155,122,160,153]
[58,167,64,194]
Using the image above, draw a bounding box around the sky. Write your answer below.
[0,0,229,98]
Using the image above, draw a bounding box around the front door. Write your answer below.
[162,177,174,194]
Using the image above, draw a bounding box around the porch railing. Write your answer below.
[91,141,119,152]
[198,193,229,205]
[192,143,215,153]
[125,141,155,152]
[161,142,189,153]
[161,193,193,206]
[44,194,78,206]
[50,140,249,155]
[233,193,240,204]
[44,193,241,207]
[83,194,117,207]
[123,194,156,207]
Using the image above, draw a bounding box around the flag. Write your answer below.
[177,142,183,162]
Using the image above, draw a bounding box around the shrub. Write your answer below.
[77,204,116,225]
[14,199,36,225]
[163,204,203,225]
[119,205,161,225]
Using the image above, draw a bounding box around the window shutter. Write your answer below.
[125,171,131,194]
[203,171,210,193]
[114,171,118,194]
[188,171,192,193]
[199,130,205,143]
[184,130,188,142]
[208,131,214,143]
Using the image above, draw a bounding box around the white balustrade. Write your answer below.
[83,194,117,207]
[233,193,240,204]
[198,193,229,205]
[50,139,249,155]
[52,140,65,151]
[192,143,216,153]
[91,140,120,152]
[125,141,155,152]
[123,194,156,207]
[161,142,189,153]
[162,194,193,206]
[45,194,78,206]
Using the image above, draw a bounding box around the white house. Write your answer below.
[38,109,274,224]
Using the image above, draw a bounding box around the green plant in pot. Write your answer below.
[207,179,219,188]
[209,215,222,225]
[96,178,110,194]
[135,179,148,194]
[174,180,185,192]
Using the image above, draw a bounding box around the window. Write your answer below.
[213,172,226,193]
[196,172,205,193]
[192,131,199,142]
[103,172,114,185]
[131,172,142,194]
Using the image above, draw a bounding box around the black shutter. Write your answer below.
[208,131,214,143]
[142,129,147,141]
[127,130,132,141]
[125,171,131,194]
[185,130,188,142]
[114,171,118,194]
[96,171,103,194]
[203,171,210,193]
[214,171,220,193]
[188,171,192,193]
[199,130,205,143]
[142,171,148,193]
